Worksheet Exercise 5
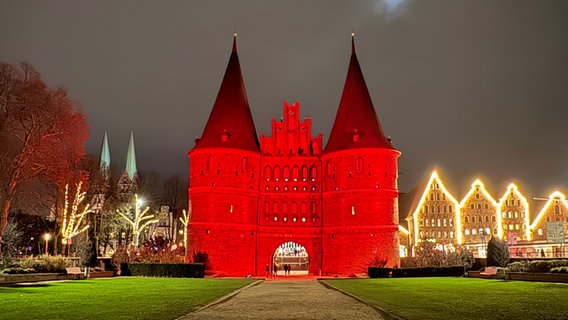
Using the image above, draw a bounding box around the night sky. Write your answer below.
[1,1,568,197]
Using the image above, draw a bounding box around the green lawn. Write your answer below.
[0,277,254,320]
[322,277,568,320]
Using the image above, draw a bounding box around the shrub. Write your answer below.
[551,266,568,273]
[19,255,70,273]
[526,260,568,273]
[527,260,553,273]
[506,261,528,273]
[120,262,204,278]
[487,237,509,267]
[1,267,37,274]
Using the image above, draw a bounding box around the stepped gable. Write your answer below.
[193,34,260,152]
[324,35,394,153]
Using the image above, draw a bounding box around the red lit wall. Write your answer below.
[187,102,400,276]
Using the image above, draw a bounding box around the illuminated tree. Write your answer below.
[60,182,91,251]
[0,63,89,254]
[117,194,159,247]
[179,201,191,249]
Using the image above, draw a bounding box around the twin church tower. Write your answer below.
[187,34,400,276]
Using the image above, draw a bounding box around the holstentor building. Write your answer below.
[186,35,400,276]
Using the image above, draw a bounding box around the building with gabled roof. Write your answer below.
[187,34,400,276]
[459,180,499,248]
[400,169,568,258]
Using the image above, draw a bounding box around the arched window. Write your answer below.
[302,166,308,181]
[242,158,248,171]
[470,204,474,209]
[356,157,363,172]
[449,206,453,213]
[283,203,288,214]
[420,219,424,226]
[538,228,543,236]
[492,216,496,222]
[309,165,317,181]
[472,216,476,223]
[301,202,307,214]
[292,202,298,213]
[555,205,560,215]
[265,201,269,213]
[264,166,272,181]
[292,166,299,181]
[283,166,290,181]
[273,202,279,213]
[465,217,469,223]
[274,166,281,181]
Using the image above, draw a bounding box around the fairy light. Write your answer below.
[459,179,498,242]
[411,171,461,244]
[498,183,530,240]
[117,193,159,247]
[60,182,91,243]
[530,191,568,237]
[179,201,192,249]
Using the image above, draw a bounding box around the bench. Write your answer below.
[65,267,83,275]
[480,267,498,276]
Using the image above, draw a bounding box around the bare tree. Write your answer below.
[0,63,89,254]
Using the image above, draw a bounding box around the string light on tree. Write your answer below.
[117,194,159,247]
[179,201,192,249]
[60,182,91,249]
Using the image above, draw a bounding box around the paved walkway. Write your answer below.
[179,278,386,320]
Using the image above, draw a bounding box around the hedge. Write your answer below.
[369,266,465,278]
[120,263,204,278]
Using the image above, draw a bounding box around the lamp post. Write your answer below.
[44,233,51,255]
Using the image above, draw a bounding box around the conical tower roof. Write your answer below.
[193,34,259,152]
[100,131,111,180]
[125,130,137,181]
[324,34,394,153]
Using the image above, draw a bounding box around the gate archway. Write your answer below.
[272,241,309,276]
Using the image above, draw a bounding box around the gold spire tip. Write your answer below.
[351,31,355,37]
[234,32,237,37]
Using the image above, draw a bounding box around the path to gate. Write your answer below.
[179,278,386,320]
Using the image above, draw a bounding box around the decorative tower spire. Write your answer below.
[99,131,111,180]
[193,34,259,152]
[324,34,394,153]
[125,130,137,181]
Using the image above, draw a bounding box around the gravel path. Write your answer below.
[179,279,385,320]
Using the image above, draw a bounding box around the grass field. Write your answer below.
[322,277,568,320]
[0,277,254,320]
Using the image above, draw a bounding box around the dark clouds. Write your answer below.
[1,0,567,197]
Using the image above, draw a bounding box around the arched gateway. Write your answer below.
[187,35,400,276]
[273,242,309,275]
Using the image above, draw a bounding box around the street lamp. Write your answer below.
[44,233,51,255]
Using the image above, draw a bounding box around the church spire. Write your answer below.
[324,34,394,153]
[125,130,137,181]
[193,34,259,152]
[100,131,111,180]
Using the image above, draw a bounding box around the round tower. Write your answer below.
[322,35,401,274]
[187,35,260,275]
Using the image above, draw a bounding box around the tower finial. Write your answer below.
[232,32,237,53]
[351,31,356,54]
